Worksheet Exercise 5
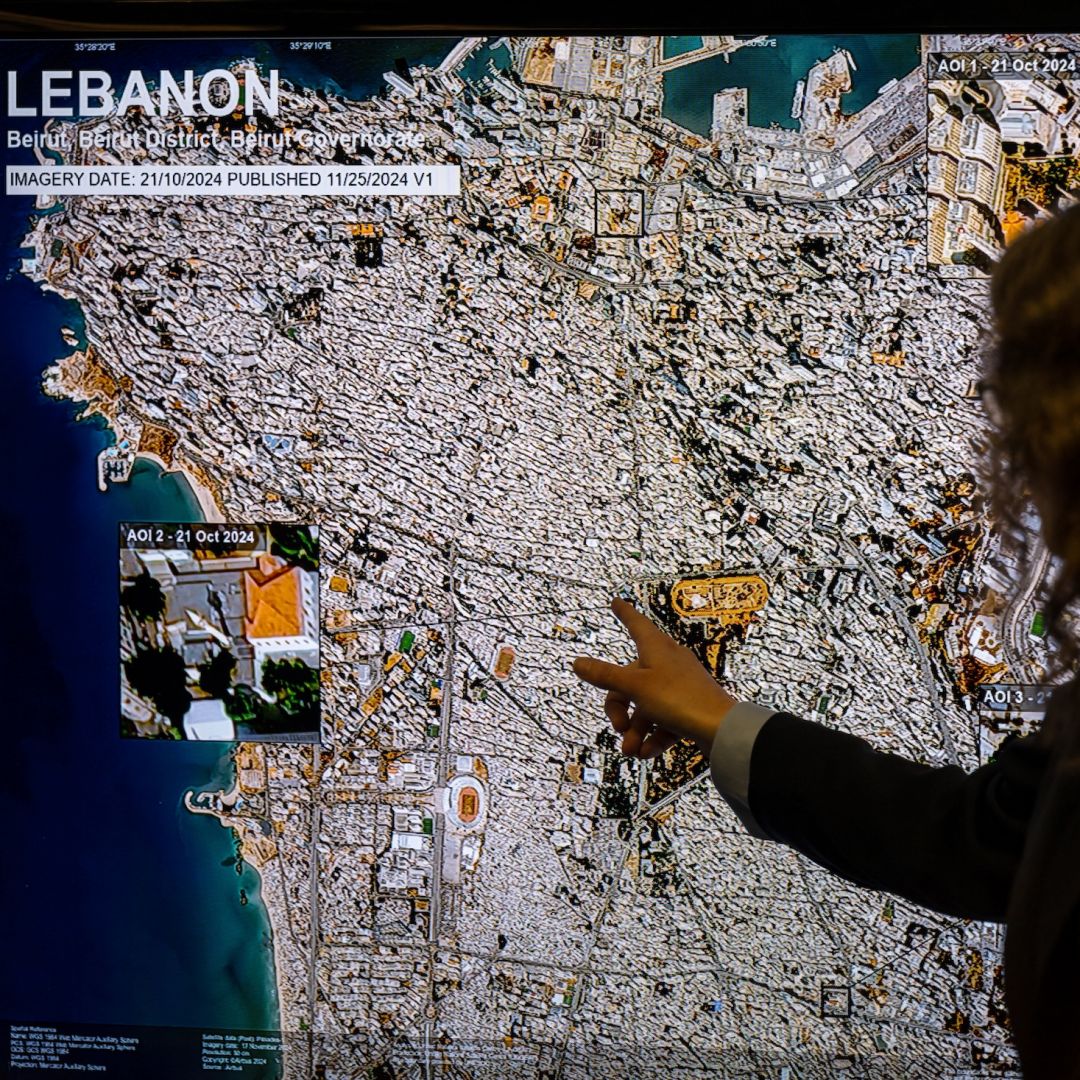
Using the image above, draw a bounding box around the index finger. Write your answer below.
[572,655,644,697]
[610,597,666,649]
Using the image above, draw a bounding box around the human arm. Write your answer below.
[572,598,1055,923]
[571,597,739,759]
[717,708,1054,922]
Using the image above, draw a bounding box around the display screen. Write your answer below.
[2,30,1070,1078]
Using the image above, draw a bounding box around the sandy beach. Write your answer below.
[135,451,225,523]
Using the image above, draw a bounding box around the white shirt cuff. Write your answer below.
[708,701,777,840]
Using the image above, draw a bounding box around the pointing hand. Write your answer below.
[572,597,737,760]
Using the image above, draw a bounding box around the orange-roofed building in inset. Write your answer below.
[243,553,319,697]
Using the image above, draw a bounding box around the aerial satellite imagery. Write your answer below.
[4,28,1078,1080]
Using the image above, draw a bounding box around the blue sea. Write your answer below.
[0,261,283,1040]
[0,32,500,1077]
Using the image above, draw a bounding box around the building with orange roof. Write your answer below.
[242,552,319,697]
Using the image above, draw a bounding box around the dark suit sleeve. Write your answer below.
[741,711,1054,922]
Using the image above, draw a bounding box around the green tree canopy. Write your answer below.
[226,683,296,735]
[198,648,236,698]
[262,657,320,723]
[268,524,319,572]
[125,645,191,724]
[223,684,258,724]
[121,569,166,623]
[241,701,295,735]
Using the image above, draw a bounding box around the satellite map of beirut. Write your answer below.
[8,28,1079,1079]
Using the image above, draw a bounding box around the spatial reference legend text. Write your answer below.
[5,164,461,196]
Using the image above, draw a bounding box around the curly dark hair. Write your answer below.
[982,203,1080,678]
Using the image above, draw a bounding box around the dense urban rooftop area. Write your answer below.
[22,29,1075,1078]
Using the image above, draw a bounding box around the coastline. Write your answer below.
[20,278,282,1051]
[7,37,468,1069]
[2,265,284,1046]
[36,340,226,525]
[186,746,300,1078]
[134,450,225,523]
